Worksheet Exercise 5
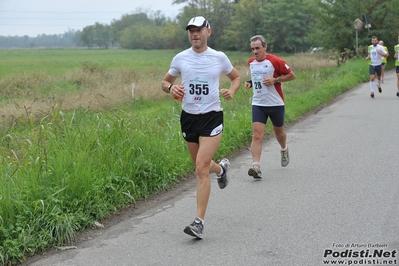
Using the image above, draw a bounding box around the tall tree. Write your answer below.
[310,0,399,56]
[259,0,315,53]
[173,0,236,49]
[151,10,168,26]
[158,22,182,49]
[110,12,155,48]
[81,26,95,48]
[220,0,265,51]
[221,0,315,53]
[81,23,111,48]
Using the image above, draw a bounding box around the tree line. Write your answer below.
[1,0,399,57]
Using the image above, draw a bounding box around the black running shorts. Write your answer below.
[180,110,223,143]
[369,65,382,76]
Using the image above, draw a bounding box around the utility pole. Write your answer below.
[354,18,363,56]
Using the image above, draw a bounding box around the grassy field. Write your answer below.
[0,49,338,125]
[0,48,375,265]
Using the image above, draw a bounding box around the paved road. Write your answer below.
[24,72,399,266]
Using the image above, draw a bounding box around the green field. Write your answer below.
[0,49,372,265]
[0,49,173,75]
[0,49,252,76]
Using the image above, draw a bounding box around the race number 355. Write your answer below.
[189,83,209,95]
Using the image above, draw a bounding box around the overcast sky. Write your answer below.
[0,0,185,37]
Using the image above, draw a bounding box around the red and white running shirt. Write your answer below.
[248,54,292,106]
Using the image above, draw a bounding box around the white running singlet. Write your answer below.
[168,47,234,114]
[368,44,387,66]
[248,54,292,107]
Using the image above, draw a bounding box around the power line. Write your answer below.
[0,9,182,14]
[0,10,128,14]
[0,24,89,27]
[1,17,114,20]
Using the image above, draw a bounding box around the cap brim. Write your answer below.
[186,25,205,30]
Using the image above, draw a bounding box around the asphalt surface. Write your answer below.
[24,71,399,266]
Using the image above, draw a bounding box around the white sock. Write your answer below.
[281,146,288,151]
[196,217,204,224]
[216,166,224,177]
[369,81,374,92]
[252,162,261,168]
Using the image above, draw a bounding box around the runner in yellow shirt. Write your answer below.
[394,37,399,97]
[378,40,389,83]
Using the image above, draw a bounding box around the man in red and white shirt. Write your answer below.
[245,35,296,179]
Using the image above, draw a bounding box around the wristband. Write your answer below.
[167,84,173,92]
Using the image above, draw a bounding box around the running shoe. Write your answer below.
[183,218,203,239]
[217,158,230,189]
[248,165,262,179]
[370,93,374,98]
[396,92,399,98]
[281,148,290,167]
[378,86,382,93]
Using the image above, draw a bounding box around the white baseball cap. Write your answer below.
[186,16,211,30]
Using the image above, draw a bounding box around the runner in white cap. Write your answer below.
[161,16,241,239]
